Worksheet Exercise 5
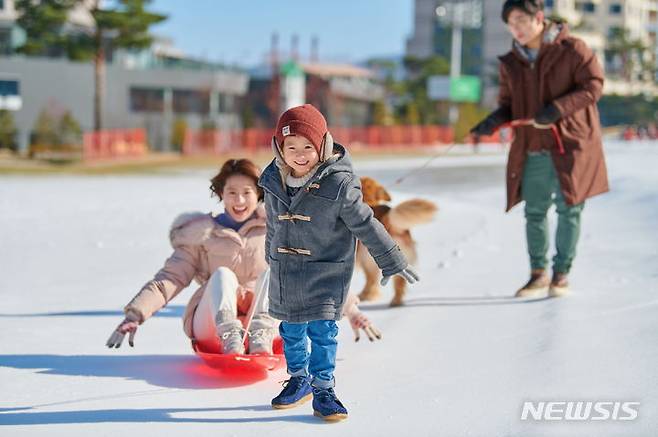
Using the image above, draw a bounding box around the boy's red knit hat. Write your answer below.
[274,104,328,153]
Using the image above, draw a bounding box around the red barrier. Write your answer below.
[83,129,148,161]
[182,125,455,156]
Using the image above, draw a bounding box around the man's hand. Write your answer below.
[469,116,498,139]
[534,103,561,126]
[468,107,512,143]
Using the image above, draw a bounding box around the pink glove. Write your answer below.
[349,311,382,342]
[106,311,140,348]
[343,293,382,342]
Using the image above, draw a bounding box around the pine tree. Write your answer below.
[15,0,76,57]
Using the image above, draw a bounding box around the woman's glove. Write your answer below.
[106,311,141,348]
[380,266,419,286]
[349,311,382,342]
[344,294,382,342]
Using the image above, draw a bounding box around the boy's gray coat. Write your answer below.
[258,143,407,323]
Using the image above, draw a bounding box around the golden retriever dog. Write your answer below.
[356,177,438,306]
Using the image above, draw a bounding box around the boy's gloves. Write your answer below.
[106,311,141,348]
[534,103,561,125]
[380,266,419,286]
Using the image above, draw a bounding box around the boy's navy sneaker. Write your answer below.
[271,375,313,409]
[312,387,348,421]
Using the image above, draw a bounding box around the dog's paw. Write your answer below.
[389,298,405,307]
[358,290,382,302]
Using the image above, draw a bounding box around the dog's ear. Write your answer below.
[378,186,392,202]
[359,178,376,205]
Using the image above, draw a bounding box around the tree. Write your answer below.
[0,110,18,151]
[606,28,653,82]
[372,100,394,126]
[32,108,59,147]
[403,101,420,125]
[170,117,187,151]
[58,110,82,145]
[88,1,166,131]
[16,1,166,131]
[15,0,76,57]
[399,55,450,125]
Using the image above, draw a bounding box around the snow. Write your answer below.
[1,141,657,436]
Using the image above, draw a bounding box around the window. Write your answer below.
[609,4,622,14]
[130,87,164,112]
[0,79,19,97]
[576,2,596,13]
[0,28,11,55]
[218,93,235,113]
[0,1,5,10]
[0,79,21,110]
[545,0,554,8]
[173,89,210,114]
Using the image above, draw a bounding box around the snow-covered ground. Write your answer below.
[1,141,656,436]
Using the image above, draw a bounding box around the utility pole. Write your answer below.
[435,1,483,124]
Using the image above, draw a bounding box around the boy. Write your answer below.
[258,104,418,421]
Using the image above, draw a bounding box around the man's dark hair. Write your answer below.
[501,0,544,23]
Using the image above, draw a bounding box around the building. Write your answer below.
[542,0,657,94]
[0,0,19,55]
[407,0,658,108]
[0,0,248,153]
[481,0,513,107]
[1,57,248,153]
[406,0,440,58]
[245,61,386,129]
[406,0,510,107]
[407,0,488,76]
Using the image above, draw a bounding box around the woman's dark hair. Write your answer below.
[210,159,263,201]
[502,0,544,23]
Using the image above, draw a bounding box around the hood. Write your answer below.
[271,130,338,182]
[169,205,266,248]
[508,20,568,63]
[260,142,353,193]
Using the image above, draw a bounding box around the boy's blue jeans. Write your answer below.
[279,320,338,389]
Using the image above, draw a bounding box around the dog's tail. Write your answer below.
[387,198,438,231]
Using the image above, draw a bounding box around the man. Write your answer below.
[470,0,608,297]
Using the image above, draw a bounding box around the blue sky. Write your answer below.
[150,0,413,66]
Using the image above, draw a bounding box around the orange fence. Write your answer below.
[183,125,455,156]
[83,129,148,161]
[182,129,249,155]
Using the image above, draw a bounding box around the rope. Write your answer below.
[391,118,565,186]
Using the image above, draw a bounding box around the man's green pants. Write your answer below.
[522,152,585,274]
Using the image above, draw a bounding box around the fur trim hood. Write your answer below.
[169,205,266,248]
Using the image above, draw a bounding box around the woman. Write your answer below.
[106,158,380,355]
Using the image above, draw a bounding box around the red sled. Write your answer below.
[192,337,285,372]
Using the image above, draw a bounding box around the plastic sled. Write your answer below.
[193,337,285,372]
